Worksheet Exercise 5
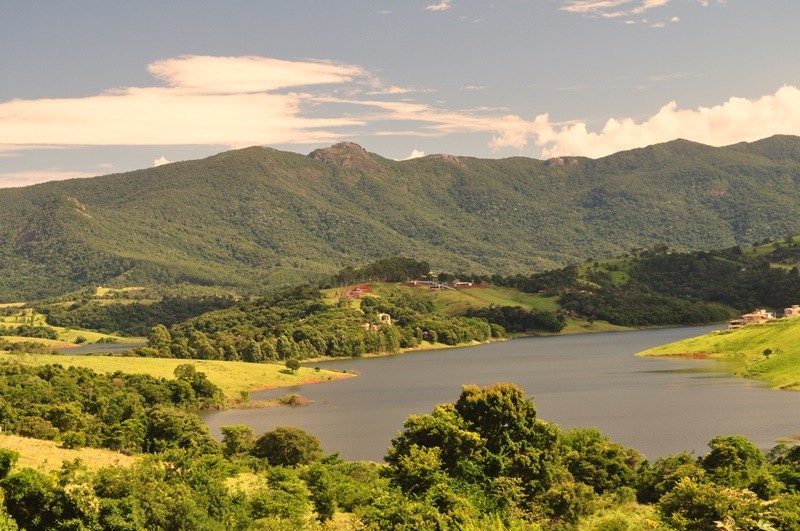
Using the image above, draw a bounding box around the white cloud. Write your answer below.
[648,72,691,82]
[2,55,798,170]
[402,149,426,160]
[0,170,96,188]
[153,156,171,167]
[559,0,715,23]
[535,85,800,158]
[425,1,451,12]
[147,55,363,94]
[0,55,367,149]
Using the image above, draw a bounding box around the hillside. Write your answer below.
[3,136,800,300]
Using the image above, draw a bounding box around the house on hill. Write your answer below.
[728,309,775,329]
[785,305,800,318]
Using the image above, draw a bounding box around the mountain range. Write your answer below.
[2,135,800,301]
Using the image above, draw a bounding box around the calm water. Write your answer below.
[203,326,800,462]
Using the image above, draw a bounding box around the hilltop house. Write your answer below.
[728,309,776,329]
[785,305,800,318]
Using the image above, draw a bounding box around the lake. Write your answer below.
[202,326,800,462]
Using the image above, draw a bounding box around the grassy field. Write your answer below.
[561,319,631,335]
[638,318,800,390]
[0,307,140,346]
[0,434,135,472]
[344,282,561,315]
[0,352,353,400]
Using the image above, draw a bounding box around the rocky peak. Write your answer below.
[546,156,580,167]
[308,142,378,171]
[429,154,466,168]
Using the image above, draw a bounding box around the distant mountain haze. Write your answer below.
[2,135,800,301]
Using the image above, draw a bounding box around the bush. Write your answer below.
[0,448,19,479]
[252,426,323,467]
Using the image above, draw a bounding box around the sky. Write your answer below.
[1,0,799,188]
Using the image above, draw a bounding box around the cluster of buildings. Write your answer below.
[404,280,475,290]
[728,305,800,329]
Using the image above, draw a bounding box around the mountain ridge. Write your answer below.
[2,135,800,301]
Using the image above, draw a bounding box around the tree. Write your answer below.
[700,435,766,489]
[147,324,171,353]
[144,406,220,454]
[560,426,643,495]
[252,426,323,466]
[0,449,18,480]
[1,468,62,530]
[220,425,255,458]
[658,477,764,531]
[285,359,301,374]
[387,383,563,502]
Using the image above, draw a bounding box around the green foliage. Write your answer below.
[0,362,222,455]
[130,282,499,363]
[332,257,431,285]
[386,383,574,522]
[700,435,767,489]
[220,425,256,458]
[657,477,764,531]
[37,294,235,336]
[561,427,644,495]
[465,305,564,333]
[284,359,300,373]
[3,374,800,529]
[6,137,800,301]
[252,426,323,467]
[0,324,58,340]
[0,449,19,480]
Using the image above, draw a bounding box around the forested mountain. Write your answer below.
[3,136,800,300]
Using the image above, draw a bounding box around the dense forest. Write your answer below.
[4,136,800,300]
[0,379,797,530]
[37,291,236,337]
[132,284,515,362]
[498,242,800,327]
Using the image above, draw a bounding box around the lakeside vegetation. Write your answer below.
[0,352,350,401]
[0,382,798,529]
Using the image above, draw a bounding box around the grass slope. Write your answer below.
[1,308,137,346]
[363,282,560,315]
[0,434,135,472]
[0,353,352,400]
[638,317,800,390]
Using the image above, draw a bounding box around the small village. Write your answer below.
[728,304,800,328]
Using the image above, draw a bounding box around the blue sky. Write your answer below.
[1,0,799,187]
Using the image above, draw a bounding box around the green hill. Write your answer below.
[4,136,800,300]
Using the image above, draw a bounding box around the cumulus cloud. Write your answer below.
[1,54,798,170]
[535,85,800,158]
[402,149,426,160]
[153,156,171,167]
[425,1,451,12]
